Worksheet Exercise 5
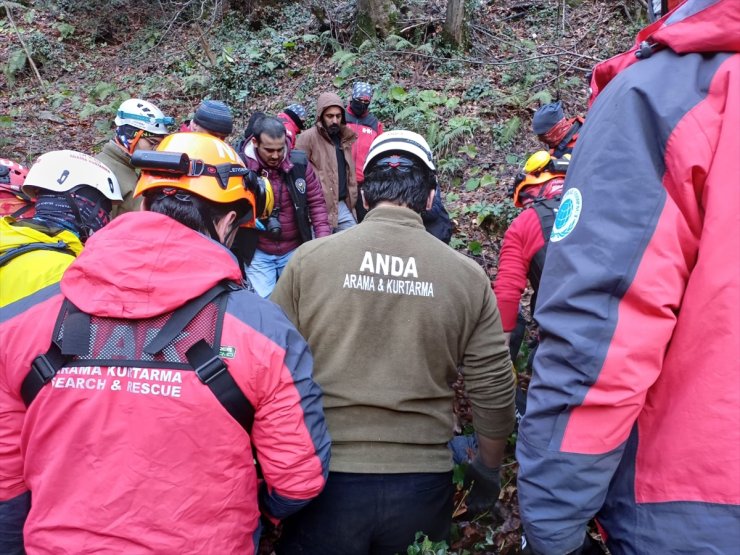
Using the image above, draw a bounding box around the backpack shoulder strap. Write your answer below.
[22,283,257,436]
[532,198,560,242]
[186,338,256,435]
[0,240,75,268]
[143,282,235,355]
[145,281,256,436]
[20,299,77,406]
[288,149,308,182]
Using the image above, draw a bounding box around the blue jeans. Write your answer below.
[334,201,357,233]
[277,471,454,555]
[246,249,295,298]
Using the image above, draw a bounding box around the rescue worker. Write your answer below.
[345,81,384,222]
[96,98,173,216]
[0,150,121,308]
[495,151,568,353]
[272,130,515,554]
[0,159,32,219]
[532,101,583,158]
[277,103,307,149]
[518,0,740,553]
[188,99,234,140]
[0,132,330,553]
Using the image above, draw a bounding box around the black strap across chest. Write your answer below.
[21,282,256,436]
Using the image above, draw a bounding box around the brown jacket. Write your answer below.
[272,205,516,473]
[296,92,358,228]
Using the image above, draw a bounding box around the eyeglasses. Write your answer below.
[141,132,166,146]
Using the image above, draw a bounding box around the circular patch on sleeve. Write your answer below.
[550,187,582,242]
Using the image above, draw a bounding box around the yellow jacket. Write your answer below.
[0,217,83,307]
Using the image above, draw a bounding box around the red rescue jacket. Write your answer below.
[0,212,330,553]
[345,106,383,184]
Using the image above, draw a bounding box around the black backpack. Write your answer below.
[527,197,561,313]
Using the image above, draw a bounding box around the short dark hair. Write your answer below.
[146,192,249,240]
[362,154,436,213]
[253,116,286,143]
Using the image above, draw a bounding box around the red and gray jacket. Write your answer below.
[517,1,740,553]
[345,106,384,184]
[0,211,330,554]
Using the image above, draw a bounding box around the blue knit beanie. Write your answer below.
[532,101,565,134]
[193,100,233,136]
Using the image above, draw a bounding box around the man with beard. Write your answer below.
[240,116,331,297]
[296,92,358,232]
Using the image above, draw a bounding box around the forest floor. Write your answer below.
[1,0,645,552]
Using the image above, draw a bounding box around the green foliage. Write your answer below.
[463,79,497,102]
[406,532,450,555]
[491,117,521,150]
[3,49,26,86]
[464,174,496,192]
[458,145,477,159]
[452,463,466,487]
[463,199,518,233]
[55,22,76,40]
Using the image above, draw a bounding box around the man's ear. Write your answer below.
[361,189,369,210]
[215,210,239,246]
[251,136,258,147]
[425,188,435,211]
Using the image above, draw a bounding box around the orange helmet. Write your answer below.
[512,171,565,208]
[510,150,568,207]
[133,132,272,228]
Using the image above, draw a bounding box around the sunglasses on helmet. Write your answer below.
[373,155,416,172]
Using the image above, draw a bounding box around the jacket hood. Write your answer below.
[0,217,84,255]
[61,211,242,319]
[590,0,740,103]
[316,92,346,123]
[314,92,357,145]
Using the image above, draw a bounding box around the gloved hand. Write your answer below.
[463,456,501,514]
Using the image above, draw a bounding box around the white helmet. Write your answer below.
[364,130,436,172]
[115,98,173,135]
[23,150,123,202]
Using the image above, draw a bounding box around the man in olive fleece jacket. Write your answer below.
[272,130,515,555]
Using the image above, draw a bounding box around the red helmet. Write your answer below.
[0,159,34,218]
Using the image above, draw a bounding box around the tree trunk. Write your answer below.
[354,0,396,43]
[444,0,466,48]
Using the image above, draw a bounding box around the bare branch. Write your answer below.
[4,2,45,91]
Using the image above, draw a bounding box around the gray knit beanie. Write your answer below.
[193,100,233,136]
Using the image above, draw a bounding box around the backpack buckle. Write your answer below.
[194,355,227,384]
[30,354,58,384]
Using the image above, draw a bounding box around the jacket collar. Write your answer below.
[363,204,425,229]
